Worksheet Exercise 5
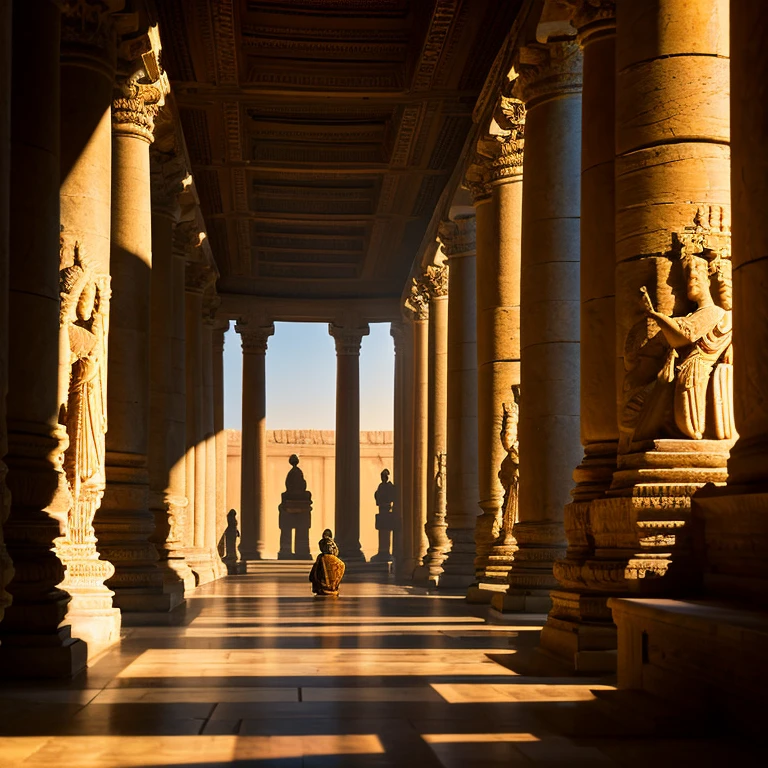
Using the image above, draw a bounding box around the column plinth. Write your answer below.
[438,215,480,589]
[492,40,583,615]
[329,322,370,561]
[236,321,274,561]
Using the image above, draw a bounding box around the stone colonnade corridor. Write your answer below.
[0,567,759,768]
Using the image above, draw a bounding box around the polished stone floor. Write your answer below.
[0,564,760,767]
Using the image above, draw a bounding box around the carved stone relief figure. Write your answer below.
[55,239,117,630]
[498,386,520,542]
[621,207,734,447]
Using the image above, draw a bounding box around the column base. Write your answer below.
[466,581,509,604]
[412,563,441,586]
[489,588,552,615]
[184,547,219,586]
[538,590,617,674]
[112,582,184,613]
[439,528,475,590]
[65,607,122,660]
[0,626,87,678]
[370,552,393,563]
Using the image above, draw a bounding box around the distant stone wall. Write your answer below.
[226,429,394,560]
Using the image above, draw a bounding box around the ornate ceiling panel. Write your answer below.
[158,0,522,301]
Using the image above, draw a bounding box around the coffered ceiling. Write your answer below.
[158,0,521,302]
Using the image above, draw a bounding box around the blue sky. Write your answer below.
[223,321,394,431]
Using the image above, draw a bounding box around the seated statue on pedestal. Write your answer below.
[371,468,397,562]
[278,454,312,560]
[309,529,346,597]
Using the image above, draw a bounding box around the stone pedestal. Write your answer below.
[329,322,369,561]
[492,40,583,615]
[0,0,87,676]
[277,455,312,560]
[438,214,480,590]
[415,266,450,584]
[236,320,274,561]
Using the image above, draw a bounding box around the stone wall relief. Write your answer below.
[55,237,116,608]
[620,206,734,451]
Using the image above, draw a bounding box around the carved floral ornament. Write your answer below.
[235,321,275,354]
[424,264,449,298]
[185,261,216,295]
[404,276,430,321]
[112,25,170,142]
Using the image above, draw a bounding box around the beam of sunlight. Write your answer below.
[431,682,616,704]
[187,615,488,625]
[0,735,385,766]
[117,648,518,678]
[422,733,541,743]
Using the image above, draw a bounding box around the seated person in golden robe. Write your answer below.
[309,529,345,597]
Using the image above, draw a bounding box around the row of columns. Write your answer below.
[391,0,762,679]
[0,1,228,677]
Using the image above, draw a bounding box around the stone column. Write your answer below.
[391,318,413,577]
[54,0,124,653]
[183,267,216,583]
[0,0,11,632]
[492,40,583,614]
[329,321,370,560]
[692,0,766,599]
[212,319,229,576]
[415,265,450,584]
[236,320,274,561]
[0,0,87,677]
[439,213,480,589]
[97,33,182,614]
[148,146,195,593]
[594,0,731,599]
[468,100,525,602]
[403,287,429,577]
[201,301,219,571]
[541,1,620,671]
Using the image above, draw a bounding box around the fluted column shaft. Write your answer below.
[148,190,194,593]
[410,313,429,574]
[237,322,274,561]
[329,322,370,560]
[439,215,479,589]
[495,40,583,613]
[201,314,218,564]
[0,0,88,676]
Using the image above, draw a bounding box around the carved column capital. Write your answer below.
[390,319,408,352]
[185,261,216,295]
[463,153,493,203]
[150,146,190,219]
[565,0,616,45]
[512,40,583,108]
[329,323,370,356]
[235,321,275,354]
[438,215,477,260]
[61,0,123,68]
[202,292,221,325]
[404,276,430,321]
[174,220,205,261]
[488,97,525,184]
[423,263,449,299]
[112,26,169,142]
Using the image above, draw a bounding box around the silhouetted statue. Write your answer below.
[309,529,346,597]
[371,468,396,562]
[278,454,312,560]
[219,509,241,574]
